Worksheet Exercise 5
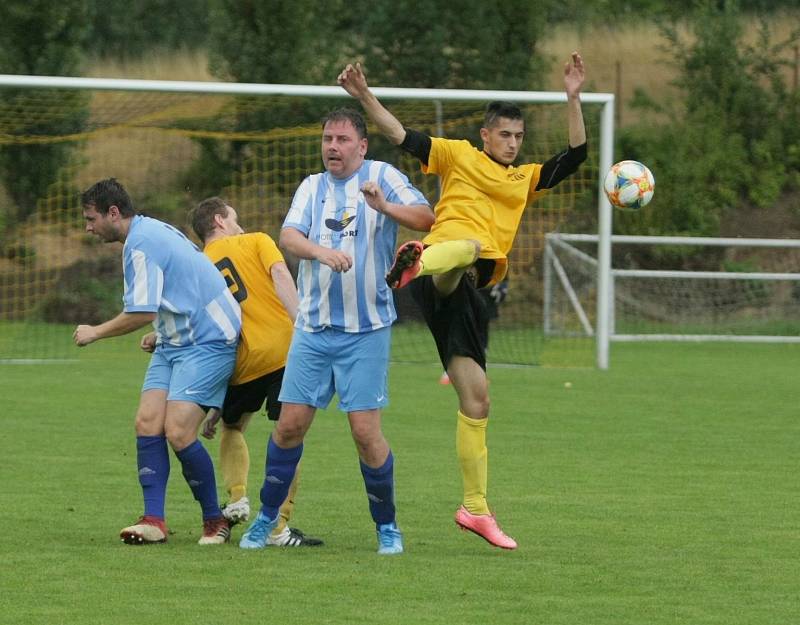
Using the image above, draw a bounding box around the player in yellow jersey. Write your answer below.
[339,53,587,549]
[190,197,322,547]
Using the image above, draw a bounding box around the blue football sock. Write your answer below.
[137,435,170,519]
[260,437,303,520]
[175,440,221,521]
[360,451,396,526]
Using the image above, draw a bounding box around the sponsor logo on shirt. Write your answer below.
[321,211,358,241]
[325,214,356,232]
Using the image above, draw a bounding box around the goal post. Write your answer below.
[544,233,800,359]
[0,73,614,366]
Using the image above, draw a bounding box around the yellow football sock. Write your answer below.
[456,411,490,515]
[418,240,478,276]
[272,460,302,536]
[220,426,249,503]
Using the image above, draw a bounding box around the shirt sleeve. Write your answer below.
[122,243,163,313]
[255,233,286,271]
[526,163,550,203]
[422,137,464,176]
[399,128,432,165]
[535,143,588,190]
[282,176,314,235]
[379,163,429,207]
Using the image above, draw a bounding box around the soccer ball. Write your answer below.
[603,160,655,210]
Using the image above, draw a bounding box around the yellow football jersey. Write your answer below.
[204,233,293,385]
[422,137,548,285]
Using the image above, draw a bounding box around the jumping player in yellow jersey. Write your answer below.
[339,52,587,550]
[189,197,322,547]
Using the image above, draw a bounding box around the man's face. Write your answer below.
[220,206,244,236]
[83,204,120,242]
[480,117,526,166]
[321,119,367,179]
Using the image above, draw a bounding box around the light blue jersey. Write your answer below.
[283,160,428,333]
[122,215,241,346]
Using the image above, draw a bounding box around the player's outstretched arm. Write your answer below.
[534,53,589,192]
[338,63,406,145]
[564,52,586,148]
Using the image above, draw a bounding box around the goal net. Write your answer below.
[0,76,608,365]
[545,233,800,349]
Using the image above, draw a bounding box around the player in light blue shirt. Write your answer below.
[285,159,426,332]
[240,108,434,554]
[74,178,241,546]
[122,214,240,347]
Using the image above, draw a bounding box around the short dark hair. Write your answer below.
[80,178,136,217]
[483,101,525,130]
[190,196,229,243]
[321,107,368,139]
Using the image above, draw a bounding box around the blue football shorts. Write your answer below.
[142,341,237,408]
[279,326,390,412]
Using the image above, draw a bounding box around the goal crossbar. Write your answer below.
[0,73,615,104]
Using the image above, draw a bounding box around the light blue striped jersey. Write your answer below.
[284,160,428,333]
[122,215,241,346]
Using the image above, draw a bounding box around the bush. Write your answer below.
[614,1,800,239]
[37,256,122,324]
[0,1,89,224]
[86,0,209,59]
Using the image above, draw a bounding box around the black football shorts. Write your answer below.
[219,367,285,424]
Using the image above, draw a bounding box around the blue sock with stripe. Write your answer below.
[137,435,170,519]
[360,451,396,526]
[260,437,303,520]
[175,440,222,521]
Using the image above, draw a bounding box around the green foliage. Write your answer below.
[36,253,121,324]
[546,0,800,22]
[615,0,800,239]
[720,258,772,302]
[4,242,36,263]
[0,0,89,224]
[0,200,7,243]
[189,1,345,200]
[0,99,89,223]
[207,0,335,84]
[139,189,193,230]
[0,1,87,75]
[86,0,210,59]
[180,137,234,202]
[351,0,451,89]
[197,0,551,196]
[352,0,548,90]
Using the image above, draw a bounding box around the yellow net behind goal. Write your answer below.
[0,84,602,365]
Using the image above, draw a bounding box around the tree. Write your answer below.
[353,0,548,90]
[615,0,800,241]
[188,0,347,200]
[0,0,89,224]
[208,0,335,84]
[86,0,209,59]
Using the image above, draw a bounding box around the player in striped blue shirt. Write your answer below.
[74,178,241,546]
[239,108,434,554]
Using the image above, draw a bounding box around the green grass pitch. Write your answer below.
[1,338,798,625]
